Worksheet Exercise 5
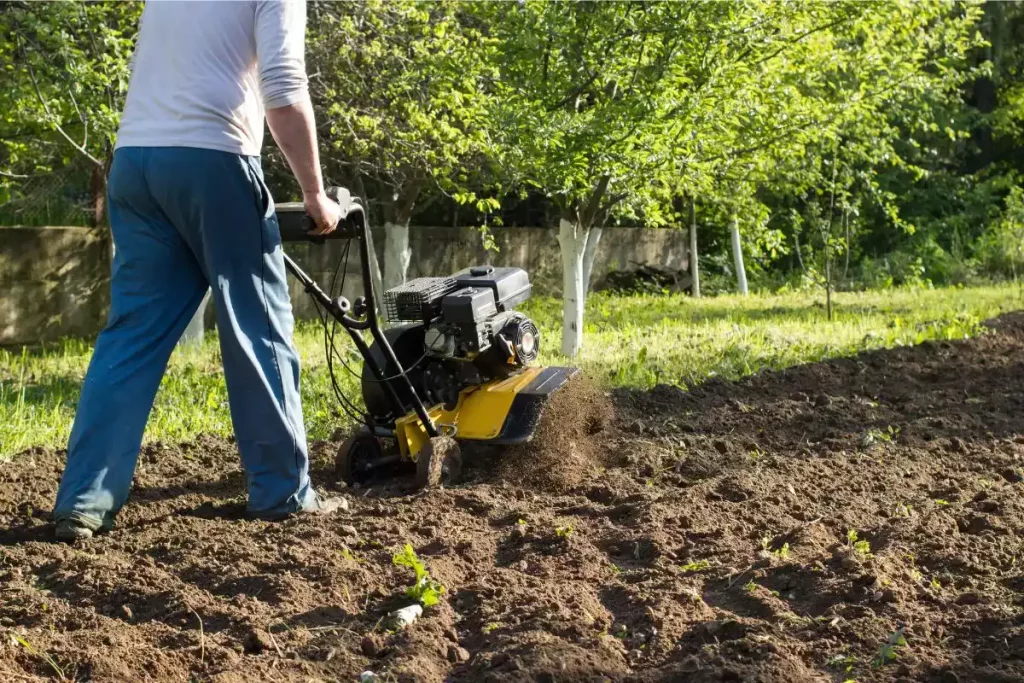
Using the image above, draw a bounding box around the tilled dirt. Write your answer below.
[3,314,1024,683]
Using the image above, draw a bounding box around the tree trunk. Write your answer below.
[383,220,412,291]
[825,249,833,322]
[179,289,211,348]
[842,207,851,280]
[581,226,603,295]
[90,163,106,228]
[558,217,589,357]
[794,231,806,274]
[689,197,700,298]
[729,215,748,295]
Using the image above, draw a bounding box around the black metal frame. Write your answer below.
[278,197,439,439]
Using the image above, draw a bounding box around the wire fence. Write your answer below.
[0,159,97,227]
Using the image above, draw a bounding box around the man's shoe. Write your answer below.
[303,494,348,515]
[250,493,348,521]
[54,519,94,542]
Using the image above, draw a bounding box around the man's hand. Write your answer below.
[304,190,342,236]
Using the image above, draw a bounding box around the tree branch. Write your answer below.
[26,62,102,167]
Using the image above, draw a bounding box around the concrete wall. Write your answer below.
[0,227,112,345]
[0,225,687,345]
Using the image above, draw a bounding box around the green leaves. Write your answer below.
[309,0,497,220]
[392,543,446,608]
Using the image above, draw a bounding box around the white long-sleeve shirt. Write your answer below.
[115,0,308,156]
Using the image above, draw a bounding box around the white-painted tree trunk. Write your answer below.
[729,215,748,295]
[690,199,700,298]
[581,225,603,295]
[179,289,211,347]
[362,225,387,323]
[383,221,412,291]
[558,218,589,357]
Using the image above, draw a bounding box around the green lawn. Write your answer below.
[2,284,1021,459]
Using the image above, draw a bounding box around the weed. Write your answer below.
[934,499,951,507]
[846,530,871,558]
[392,544,445,608]
[871,628,907,668]
[860,425,900,449]
[340,547,363,564]
[482,622,501,634]
[761,535,790,560]
[826,653,857,673]
[10,633,68,681]
[744,580,758,593]
[894,502,914,518]
[554,525,574,539]
[678,559,712,574]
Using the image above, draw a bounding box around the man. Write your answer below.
[52,0,343,541]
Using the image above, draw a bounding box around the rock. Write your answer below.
[972,490,989,502]
[813,393,833,407]
[119,604,134,620]
[340,525,359,537]
[359,672,379,683]
[949,437,965,453]
[713,440,730,455]
[386,604,423,631]
[1001,468,1023,483]
[447,645,471,663]
[937,669,960,683]
[242,629,273,655]
[973,648,999,665]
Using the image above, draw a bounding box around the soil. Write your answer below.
[3,313,1024,683]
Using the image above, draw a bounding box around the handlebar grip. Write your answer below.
[277,185,363,243]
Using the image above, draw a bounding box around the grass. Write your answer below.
[1,283,1022,459]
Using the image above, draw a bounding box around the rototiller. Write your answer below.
[276,187,577,488]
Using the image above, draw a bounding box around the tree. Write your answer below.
[308,0,498,290]
[0,1,139,226]
[483,1,780,355]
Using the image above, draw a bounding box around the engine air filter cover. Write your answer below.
[383,277,459,322]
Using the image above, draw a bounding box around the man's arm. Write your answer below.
[257,0,338,235]
[266,98,338,235]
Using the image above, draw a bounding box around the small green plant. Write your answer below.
[679,559,712,574]
[826,652,857,673]
[934,499,951,507]
[744,580,758,593]
[340,547,363,564]
[761,535,791,559]
[555,525,574,539]
[860,425,899,449]
[871,628,907,667]
[392,544,446,608]
[482,622,501,634]
[516,518,527,527]
[847,530,871,557]
[894,502,913,518]
[10,633,68,681]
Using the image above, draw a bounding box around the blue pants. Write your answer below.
[53,147,316,528]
